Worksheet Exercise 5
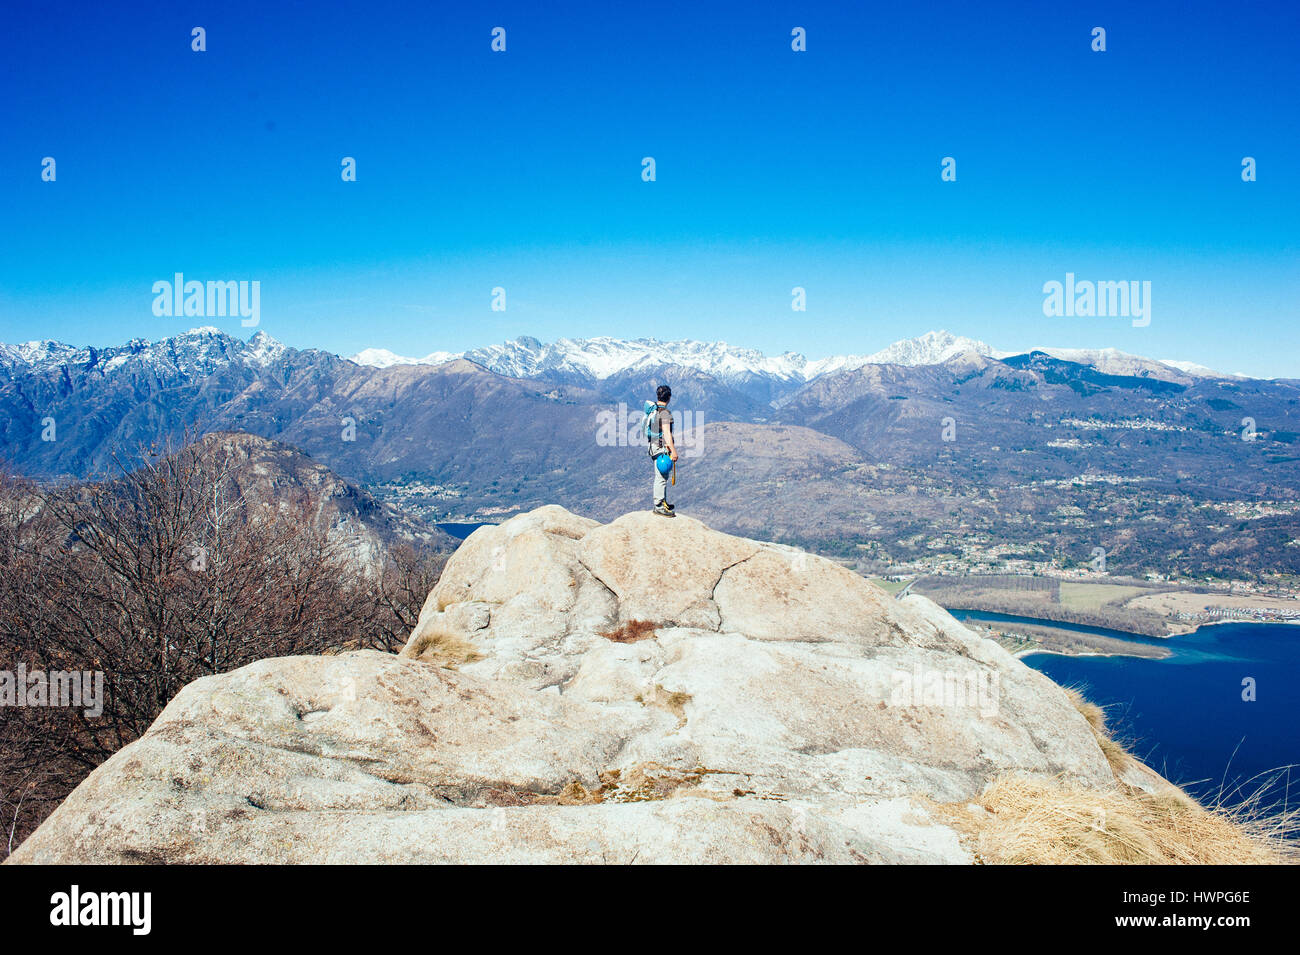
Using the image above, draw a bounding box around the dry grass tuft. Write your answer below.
[655,688,692,721]
[1062,685,1132,774]
[482,763,713,807]
[929,683,1300,864]
[555,781,600,805]
[321,638,365,655]
[605,763,710,802]
[936,774,1297,865]
[403,624,483,669]
[600,619,658,643]
[634,685,692,725]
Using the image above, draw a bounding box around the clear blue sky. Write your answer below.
[1,0,1296,375]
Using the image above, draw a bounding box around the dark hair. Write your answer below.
[656,385,671,403]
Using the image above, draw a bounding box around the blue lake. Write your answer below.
[436,522,493,541]
[953,611,1300,811]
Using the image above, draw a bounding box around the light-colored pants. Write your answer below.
[653,455,670,505]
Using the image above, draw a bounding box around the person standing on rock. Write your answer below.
[645,384,677,517]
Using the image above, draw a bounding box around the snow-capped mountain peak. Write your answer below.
[800,330,1010,378]
[0,328,288,379]
[349,343,461,368]
[863,329,1011,366]
[1157,358,1236,379]
[247,330,288,366]
[0,339,88,366]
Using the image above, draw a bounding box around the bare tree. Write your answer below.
[371,543,448,651]
[0,437,445,857]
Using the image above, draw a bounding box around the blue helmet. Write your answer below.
[656,454,673,476]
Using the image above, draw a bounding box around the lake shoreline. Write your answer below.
[948,609,1174,660]
[1014,621,1299,813]
[1163,617,1300,637]
[950,610,1300,660]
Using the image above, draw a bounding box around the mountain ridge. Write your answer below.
[342,329,1237,383]
[0,327,1245,385]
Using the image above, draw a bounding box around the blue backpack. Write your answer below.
[643,400,665,449]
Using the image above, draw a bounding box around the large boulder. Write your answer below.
[10,506,1121,865]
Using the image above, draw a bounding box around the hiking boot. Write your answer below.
[653,501,675,518]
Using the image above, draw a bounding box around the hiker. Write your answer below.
[644,384,677,517]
